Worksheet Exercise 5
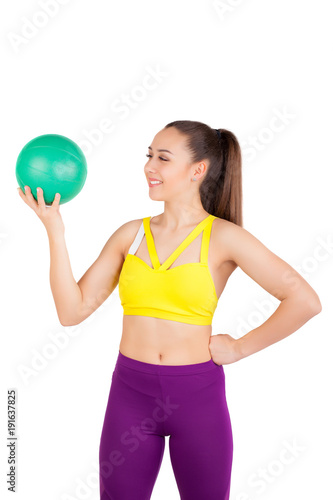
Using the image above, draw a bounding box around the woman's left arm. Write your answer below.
[210,220,322,364]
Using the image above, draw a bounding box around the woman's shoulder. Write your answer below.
[211,216,244,268]
[212,216,271,270]
[116,217,145,235]
[116,217,146,256]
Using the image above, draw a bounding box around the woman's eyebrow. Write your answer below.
[148,146,174,155]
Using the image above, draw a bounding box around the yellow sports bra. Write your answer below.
[118,214,219,325]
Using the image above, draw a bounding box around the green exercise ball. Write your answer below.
[15,134,87,205]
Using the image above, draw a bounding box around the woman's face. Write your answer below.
[144,127,206,201]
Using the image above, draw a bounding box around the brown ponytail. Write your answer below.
[164,120,243,227]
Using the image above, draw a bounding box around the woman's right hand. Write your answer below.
[17,185,65,235]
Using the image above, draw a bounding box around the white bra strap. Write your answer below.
[127,221,145,255]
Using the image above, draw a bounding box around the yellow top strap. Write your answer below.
[200,215,217,264]
[142,217,160,269]
[144,215,216,271]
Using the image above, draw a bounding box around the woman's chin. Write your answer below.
[149,194,164,200]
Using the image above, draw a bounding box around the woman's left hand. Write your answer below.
[208,333,242,366]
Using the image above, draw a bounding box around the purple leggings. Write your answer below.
[99,351,233,499]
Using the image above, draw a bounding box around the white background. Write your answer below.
[1,0,332,499]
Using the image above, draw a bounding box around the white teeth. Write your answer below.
[150,180,162,184]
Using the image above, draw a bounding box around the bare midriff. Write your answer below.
[119,315,213,365]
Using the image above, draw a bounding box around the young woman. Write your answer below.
[18,120,322,500]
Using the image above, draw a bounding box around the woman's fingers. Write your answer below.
[29,186,41,212]
[51,192,61,207]
[36,187,46,210]
[17,186,27,203]
[17,185,65,234]
[18,186,56,208]
[19,185,38,210]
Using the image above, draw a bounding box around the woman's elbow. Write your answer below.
[306,294,322,316]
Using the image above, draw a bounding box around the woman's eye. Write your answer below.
[146,154,168,161]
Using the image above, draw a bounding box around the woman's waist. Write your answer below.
[120,315,212,364]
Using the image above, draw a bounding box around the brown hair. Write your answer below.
[164,120,243,227]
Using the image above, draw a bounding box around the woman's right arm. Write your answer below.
[47,229,83,326]
[47,224,126,326]
[17,185,129,326]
